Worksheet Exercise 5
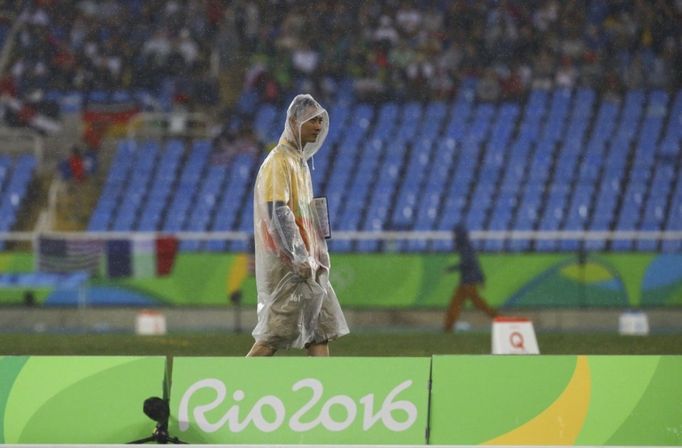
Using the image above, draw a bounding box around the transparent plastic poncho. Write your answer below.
[252,94,349,349]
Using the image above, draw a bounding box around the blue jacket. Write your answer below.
[449,226,485,284]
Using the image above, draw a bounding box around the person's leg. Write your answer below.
[306,341,330,356]
[443,285,467,332]
[470,286,497,318]
[246,342,277,357]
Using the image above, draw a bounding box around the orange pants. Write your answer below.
[443,283,497,332]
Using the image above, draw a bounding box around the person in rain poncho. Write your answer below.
[246,94,349,356]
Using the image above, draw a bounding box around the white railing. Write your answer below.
[33,179,63,232]
[1,230,681,245]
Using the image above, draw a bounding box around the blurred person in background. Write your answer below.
[247,94,349,357]
[68,145,85,183]
[443,224,498,332]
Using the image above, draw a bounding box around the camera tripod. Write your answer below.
[128,358,188,444]
[127,397,188,444]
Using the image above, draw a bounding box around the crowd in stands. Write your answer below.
[0,1,680,242]
[58,145,97,184]
[0,0,678,185]
[0,0,680,124]
[241,0,681,104]
[10,0,217,94]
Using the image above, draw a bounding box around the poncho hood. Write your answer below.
[279,93,329,160]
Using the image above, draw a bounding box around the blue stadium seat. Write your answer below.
[0,154,37,248]
[253,104,278,142]
[444,99,473,141]
[87,86,682,254]
[89,139,138,230]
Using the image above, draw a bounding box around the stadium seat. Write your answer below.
[0,154,37,249]
[82,82,682,255]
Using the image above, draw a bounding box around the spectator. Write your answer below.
[68,146,85,183]
[374,15,399,45]
[1,0,679,133]
[500,63,527,101]
[443,225,498,333]
[623,54,646,89]
[291,41,320,80]
[83,120,107,151]
[531,46,554,89]
[555,56,577,89]
[579,50,604,88]
[176,28,200,72]
[476,68,501,102]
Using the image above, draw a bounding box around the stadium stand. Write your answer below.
[87,83,681,254]
[0,1,680,255]
[1,1,679,117]
[0,153,37,249]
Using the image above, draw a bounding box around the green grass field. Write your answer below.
[1,332,681,356]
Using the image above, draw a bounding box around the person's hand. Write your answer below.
[293,257,317,279]
[294,261,313,279]
[318,250,330,269]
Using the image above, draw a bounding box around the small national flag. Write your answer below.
[106,239,132,278]
[37,236,103,275]
[156,236,178,276]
